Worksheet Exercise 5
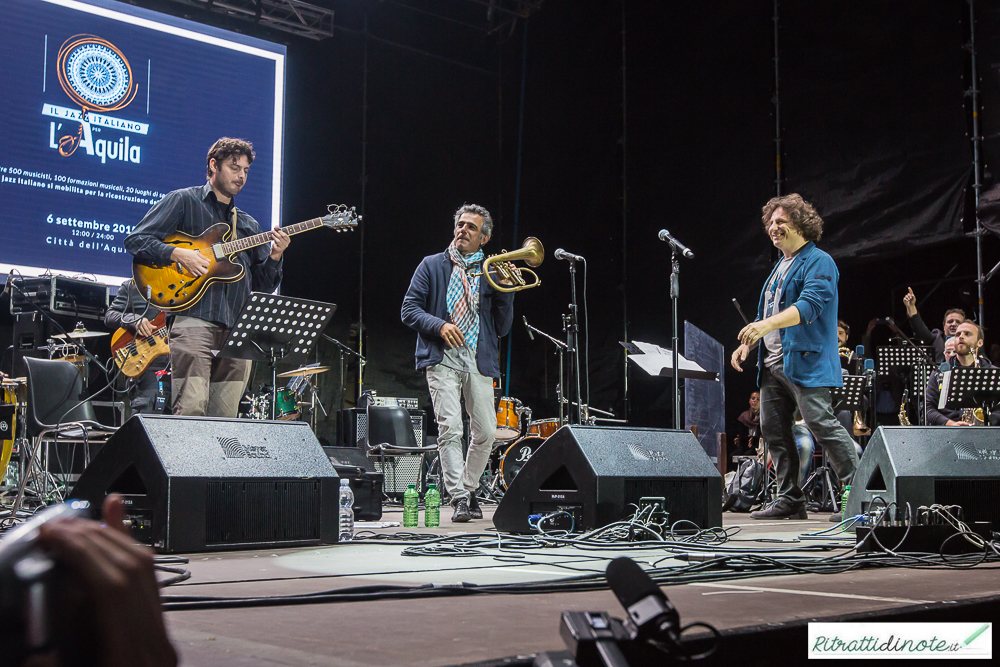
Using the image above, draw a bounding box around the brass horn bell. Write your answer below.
[475,237,544,293]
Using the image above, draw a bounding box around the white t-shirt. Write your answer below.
[762,255,795,368]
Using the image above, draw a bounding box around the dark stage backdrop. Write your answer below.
[2,0,989,449]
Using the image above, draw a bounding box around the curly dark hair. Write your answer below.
[761,193,824,242]
[206,137,255,178]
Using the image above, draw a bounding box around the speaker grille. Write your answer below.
[933,479,1000,525]
[205,479,322,545]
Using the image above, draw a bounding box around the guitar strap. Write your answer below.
[230,205,238,241]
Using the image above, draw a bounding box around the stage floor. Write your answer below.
[161,506,1000,666]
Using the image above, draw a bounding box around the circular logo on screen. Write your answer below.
[57,35,137,112]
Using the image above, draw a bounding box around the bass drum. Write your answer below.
[499,436,545,491]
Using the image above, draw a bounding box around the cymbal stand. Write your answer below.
[323,334,365,414]
[523,317,568,425]
[299,372,328,432]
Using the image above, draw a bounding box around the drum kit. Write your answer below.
[238,364,330,428]
[488,395,566,493]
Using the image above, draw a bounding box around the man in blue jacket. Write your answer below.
[731,194,859,520]
[402,204,515,522]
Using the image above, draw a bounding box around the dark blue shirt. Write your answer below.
[401,250,515,378]
[124,183,282,328]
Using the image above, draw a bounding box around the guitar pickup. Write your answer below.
[212,244,226,260]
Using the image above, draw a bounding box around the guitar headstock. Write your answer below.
[321,204,361,232]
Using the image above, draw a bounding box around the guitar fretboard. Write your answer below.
[218,217,324,256]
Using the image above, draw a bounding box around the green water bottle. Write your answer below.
[424,483,441,528]
[403,484,419,528]
[841,484,851,515]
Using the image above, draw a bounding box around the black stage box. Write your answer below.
[333,464,383,521]
[493,425,722,534]
[71,415,340,553]
[844,426,1000,526]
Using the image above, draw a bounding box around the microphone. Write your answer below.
[523,316,534,340]
[554,248,584,262]
[605,557,680,642]
[658,229,694,259]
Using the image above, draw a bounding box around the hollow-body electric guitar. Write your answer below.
[111,311,169,378]
[133,205,359,311]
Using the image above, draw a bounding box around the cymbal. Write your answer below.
[277,365,330,378]
[52,329,109,339]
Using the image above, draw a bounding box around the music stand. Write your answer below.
[804,375,868,512]
[218,293,336,419]
[939,366,1000,421]
[878,346,934,425]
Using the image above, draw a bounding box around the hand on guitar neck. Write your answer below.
[171,247,211,277]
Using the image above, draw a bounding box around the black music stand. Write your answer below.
[804,375,868,512]
[878,346,934,425]
[939,366,1000,423]
[217,293,336,419]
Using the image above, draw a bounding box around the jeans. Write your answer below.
[425,364,496,502]
[760,362,859,504]
[791,422,814,488]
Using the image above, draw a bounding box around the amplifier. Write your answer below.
[372,395,420,410]
[338,408,424,448]
[10,276,109,319]
[333,465,383,521]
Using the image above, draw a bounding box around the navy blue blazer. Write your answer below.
[401,250,515,378]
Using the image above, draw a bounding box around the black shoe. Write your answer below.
[829,513,843,523]
[451,498,471,523]
[468,495,483,519]
[750,498,808,520]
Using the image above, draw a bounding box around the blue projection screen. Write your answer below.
[0,0,285,283]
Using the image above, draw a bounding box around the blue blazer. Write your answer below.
[401,250,515,378]
[755,242,842,388]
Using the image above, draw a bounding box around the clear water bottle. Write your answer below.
[841,484,851,516]
[424,483,441,528]
[403,483,419,528]
[339,478,355,542]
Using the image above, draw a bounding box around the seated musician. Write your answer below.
[105,279,168,415]
[925,321,1000,426]
[902,287,964,364]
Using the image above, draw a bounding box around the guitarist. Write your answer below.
[105,278,168,414]
[124,138,290,417]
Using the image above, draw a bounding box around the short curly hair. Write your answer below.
[761,193,824,242]
[454,203,493,237]
[206,137,255,179]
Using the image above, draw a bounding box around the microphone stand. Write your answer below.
[323,334,366,414]
[670,247,681,430]
[561,260,586,425]
[524,317,569,426]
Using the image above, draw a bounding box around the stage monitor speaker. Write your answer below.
[844,426,1000,526]
[493,425,722,534]
[70,414,340,553]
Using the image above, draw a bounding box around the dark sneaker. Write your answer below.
[750,498,808,520]
[469,495,483,520]
[451,497,471,523]
[829,513,843,523]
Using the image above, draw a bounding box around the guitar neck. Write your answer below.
[218,217,324,256]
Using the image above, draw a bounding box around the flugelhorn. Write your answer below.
[474,237,544,293]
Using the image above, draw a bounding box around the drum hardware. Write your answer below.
[322,334,365,416]
[470,237,544,293]
[281,365,329,430]
[50,324,109,339]
[523,316,570,426]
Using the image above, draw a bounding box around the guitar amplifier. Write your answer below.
[338,408,425,448]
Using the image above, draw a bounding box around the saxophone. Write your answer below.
[960,356,985,425]
[899,389,911,426]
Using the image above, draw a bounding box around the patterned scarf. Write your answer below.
[446,243,483,354]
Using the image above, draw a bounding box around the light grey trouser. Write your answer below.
[169,316,252,417]
[425,364,495,502]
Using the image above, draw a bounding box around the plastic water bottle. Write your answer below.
[424,483,441,527]
[841,484,851,516]
[339,478,355,542]
[403,484,419,528]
